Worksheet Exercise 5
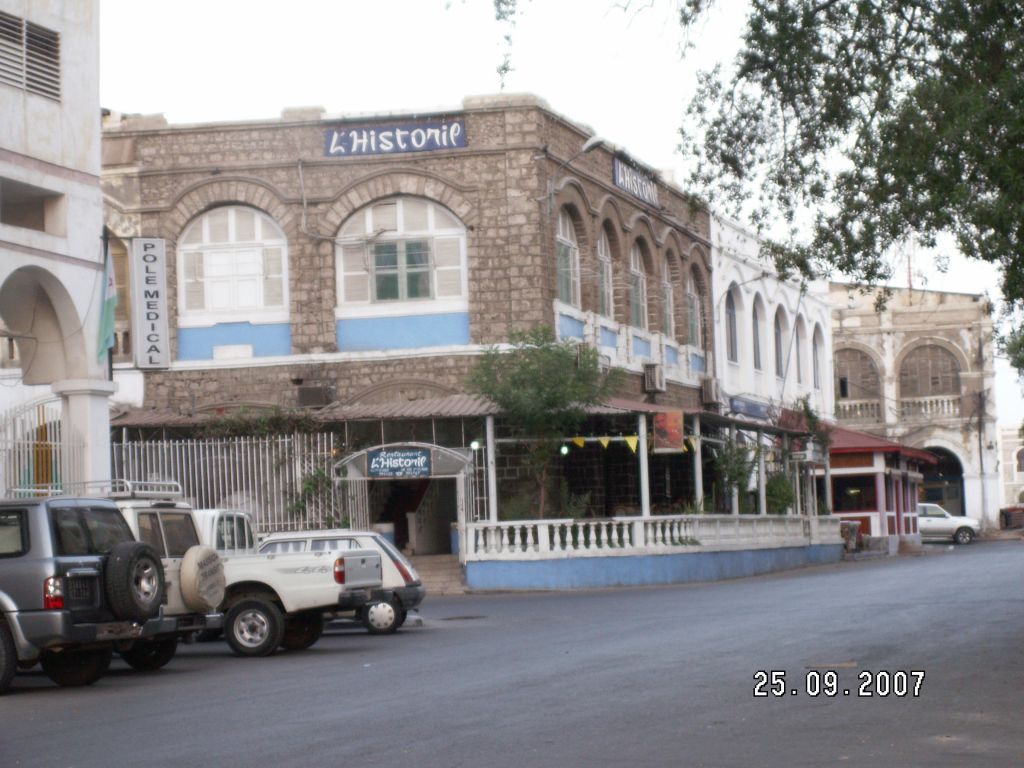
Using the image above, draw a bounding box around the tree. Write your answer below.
[679,1,1023,319]
[494,0,1024,358]
[467,326,620,518]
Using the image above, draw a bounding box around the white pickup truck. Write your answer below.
[192,508,383,656]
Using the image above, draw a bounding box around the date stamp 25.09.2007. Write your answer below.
[753,669,925,698]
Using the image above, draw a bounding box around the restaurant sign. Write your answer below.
[367,448,432,478]
[325,119,466,157]
[613,158,659,207]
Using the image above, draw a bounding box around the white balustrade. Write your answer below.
[462,514,842,561]
[899,395,961,419]
[836,398,882,422]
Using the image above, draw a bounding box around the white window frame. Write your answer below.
[336,197,468,319]
[661,257,675,338]
[629,244,648,330]
[774,312,785,378]
[556,209,581,308]
[177,206,289,327]
[725,292,738,363]
[812,331,822,390]
[752,302,762,371]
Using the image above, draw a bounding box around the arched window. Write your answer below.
[899,344,961,397]
[597,228,614,318]
[336,197,466,306]
[725,292,738,363]
[751,299,763,371]
[556,209,581,307]
[834,348,881,399]
[662,255,675,337]
[178,205,288,321]
[812,325,824,390]
[629,243,648,330]
[687,266,706,348]
[795,317,807,384]
[1016,448,1024,474]
[774,310,785,377]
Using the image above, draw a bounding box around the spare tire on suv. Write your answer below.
[105,542,165,621]
[179,545,226,613]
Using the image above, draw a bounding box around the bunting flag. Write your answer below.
[598,437,610,449]
[572,437,586,448]
[97,235,117,362]
[625,436,639,453]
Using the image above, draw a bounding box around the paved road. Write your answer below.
[3,541,1024,768]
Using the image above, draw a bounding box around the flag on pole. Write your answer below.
[97,235,117,361]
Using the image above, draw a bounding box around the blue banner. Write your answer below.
[367,448,432,478]
[325,119,467,157]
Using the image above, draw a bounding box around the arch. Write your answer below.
[893,336,972,377]
[660,251,679,337]
[627,214,659,248]
[555,205,584,307]
[553,176,598,216]
[344,379,458,406]
[322,169,477,234]
[1016,447,1024,474]
[833,346,881,400]
[898,343,962,398]
[628,239,651,330]
[0,265,90,383]
[596,219,620,320]
[594,196,628,234]
[773,306,790,379]
[687,264,709,349]
[724,282,745,364]
[920,444,966,517]
[165,176,297,244]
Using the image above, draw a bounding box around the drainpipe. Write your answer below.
[639,413,650,518]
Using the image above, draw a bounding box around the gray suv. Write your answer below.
[0,495,214,692]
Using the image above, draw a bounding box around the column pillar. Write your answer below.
[729,424,739,515]
[693,415,703,511]
[757,430,767,515]
[639,413,650,518]
[51,378,117,486]
[485,415,498,523]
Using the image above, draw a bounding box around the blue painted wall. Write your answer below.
[600,326,618,349]
[666,346,679,365]
[465,544,844,590]
[336,312,470,351]
[633,335,652,358]
[178,322,291,360]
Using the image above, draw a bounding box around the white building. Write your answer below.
[998,426,1024,509]
[710,215,835,425]
[0,0,110,491]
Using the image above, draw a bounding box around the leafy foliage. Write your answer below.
[196,407,320,438]
[764,473,796,515]
[713,438,754,497]
[680,1,1024,316]
[468,326,621,517]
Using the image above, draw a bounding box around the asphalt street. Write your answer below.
[3,540,1024,768]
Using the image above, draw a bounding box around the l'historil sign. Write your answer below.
[130,238,170,369]
[367,448,432,478]
[324,119,467,157]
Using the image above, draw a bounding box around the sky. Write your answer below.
[98,0,1020,425]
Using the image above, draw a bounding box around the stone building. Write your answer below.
[0,0,109,492]
[998,426,1024,509]
[829,284,999,529]
[102,94,713,417]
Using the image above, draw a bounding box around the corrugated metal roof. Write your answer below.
[316,394,499,420]
[829,425,937,465]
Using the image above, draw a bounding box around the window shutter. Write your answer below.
[25,22,59,100]
[183,252,205,310]
[341,243,370,302]
[433,237,462,297]
[262,247,284,307]
[0,12,24,91]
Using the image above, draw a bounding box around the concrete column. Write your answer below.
[485,415,498,523]
[693,415,703,510]
[639,413,650,518]
[824,452,834,514]
[757,430,767,516]
[51,378,117,486]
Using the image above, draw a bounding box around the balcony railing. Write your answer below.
[835,398,882,423]
[899,395,961,419]
[462,514,841,561]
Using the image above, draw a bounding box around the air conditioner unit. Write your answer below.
[296,385,332,408]
[701,377,722,406]
[643,363,666,393]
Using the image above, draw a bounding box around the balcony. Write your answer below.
[835,398,882,424]
[899,395,961,420]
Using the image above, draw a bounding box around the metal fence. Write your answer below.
[0,399,84,497]
[112,433,346,532]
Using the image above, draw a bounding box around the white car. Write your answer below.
[259,530,425,634]
[917,503,981,545]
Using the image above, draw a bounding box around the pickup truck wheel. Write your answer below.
[954,527,975,545]
[0,621,15,694]
[280,614,324,651]
[362,600,400,634]
[40,647,113,687]
[394,609,408,630]
[179,546,226,613]
[225,598,284,656]
[120,637,179,671]
[106,542,165,621]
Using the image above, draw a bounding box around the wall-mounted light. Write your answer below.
[560,445,569,456]
[470,440,481,451]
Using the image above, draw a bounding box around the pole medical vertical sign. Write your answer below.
[130,238,170,369]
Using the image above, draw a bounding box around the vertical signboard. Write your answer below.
[653,411,685,453]
[130,238,170,369]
